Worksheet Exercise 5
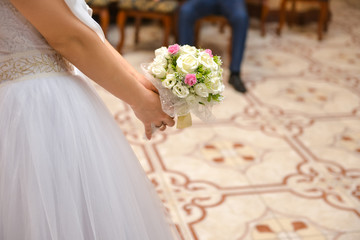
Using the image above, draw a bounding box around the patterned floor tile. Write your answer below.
[331,232,360,240]
[245,149,303,186]
[184,194,282,240]
[155,127,252,189]
[259,192,360,233]
[250,77,359,115]
[98,0,360,239]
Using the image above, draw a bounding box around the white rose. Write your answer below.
[151,65,166,79]
[153,55,168,68]
[198,52,218,71]
[207,76,225,94]
[208,71,219,79]
[180,45,198,55]
[172,83,189,98]
[155,46,169,58]
[176,54,199,74]
[162,74,177,89]
[194,83,209,98]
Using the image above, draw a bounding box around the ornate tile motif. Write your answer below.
[247,210,338,240]
[101,0,360,239]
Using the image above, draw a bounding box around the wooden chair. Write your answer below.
[276,0,330,40]
[194,1,269,62]
[196,1,269,37]
[194,15,233,62]
[116,0,180,53]
[246,0,270,36]
[86,0,111,37]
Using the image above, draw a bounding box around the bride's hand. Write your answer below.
[138,74,158,94]
[131,88,174,140]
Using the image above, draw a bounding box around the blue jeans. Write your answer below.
[178,0,249,73]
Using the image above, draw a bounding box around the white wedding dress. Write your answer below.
[0,0,178,239]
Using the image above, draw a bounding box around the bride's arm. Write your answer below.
[104,40,158,93]
[10,0,174,139]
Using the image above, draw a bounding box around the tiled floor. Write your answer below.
[96,0,360,239]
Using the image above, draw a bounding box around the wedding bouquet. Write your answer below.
[142,44,225,129]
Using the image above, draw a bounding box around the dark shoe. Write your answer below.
[229,75,247,93]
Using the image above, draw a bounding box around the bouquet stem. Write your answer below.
[176,113,192,129]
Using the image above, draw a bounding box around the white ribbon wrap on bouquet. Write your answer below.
[64,0,105,42]
[141,63,216,123]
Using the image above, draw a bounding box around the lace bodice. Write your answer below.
[0,0,72,84]
[0,0,52,55]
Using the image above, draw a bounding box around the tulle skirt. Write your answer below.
[0,73,177,240]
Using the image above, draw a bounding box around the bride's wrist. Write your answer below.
[128,86,149,112]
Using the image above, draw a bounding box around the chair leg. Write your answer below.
[162,16,171,47]
[276,0,287,36]
[99,8,110,37]
[116,11,126,53]
[220,21,226,34]
[318,1,328,40]
[323,2,329,32]
[172,12,179,43]
[260,3,269,37]
[194,20,202,47]
[134,17,142,44]
[289,0,296,27]
[228,29,233,64]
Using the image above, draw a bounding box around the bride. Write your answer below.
[0,0,179,239]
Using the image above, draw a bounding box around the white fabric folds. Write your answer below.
[0,74,178,240]
[0,0,179,239]
[64,0,105,42]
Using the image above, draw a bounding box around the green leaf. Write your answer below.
[213,56,222,66]
[207,93,223,102]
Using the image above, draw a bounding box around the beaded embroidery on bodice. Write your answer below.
[0,0,72,84]
[0,0,52,55]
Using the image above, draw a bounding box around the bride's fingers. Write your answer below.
[144,123,153,140]
[163,117,175,127]
[154,122,163,128]
[140,75,159,94]
[152,122,166,131]
[151,85,159,94]
[159,124,166,131]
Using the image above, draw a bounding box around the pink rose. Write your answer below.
[184,74,197,86]
[204,49,213,57]
[168,44,180,54]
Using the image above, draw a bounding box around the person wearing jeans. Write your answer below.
[178,0,249,93]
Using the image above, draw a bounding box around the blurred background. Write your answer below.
[87,0,360,239]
